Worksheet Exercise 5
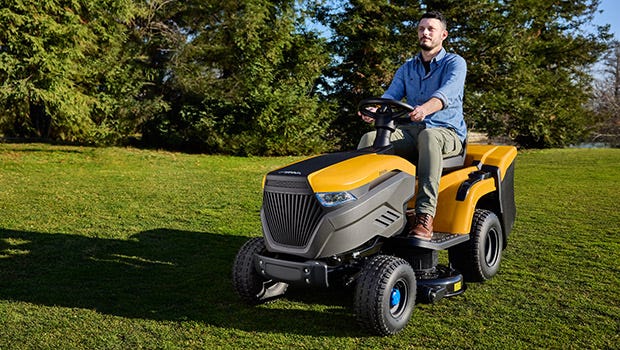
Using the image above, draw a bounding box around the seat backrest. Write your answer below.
[442,143,467,173]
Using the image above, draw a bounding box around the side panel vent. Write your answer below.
[374,210,401,228]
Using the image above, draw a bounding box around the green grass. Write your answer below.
[0,144,618,349]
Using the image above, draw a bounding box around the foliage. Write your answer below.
[0,143,618,348]
[590,40,620,147]
[0,0,615,152]
[315,0,611,149]
[426,0,611,147]
[0,0,158,145]
[139,0,334,155]
[313,0,421,148]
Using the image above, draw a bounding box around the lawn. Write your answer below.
[0,143,618,349]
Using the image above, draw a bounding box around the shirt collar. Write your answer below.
[415,48,447,64]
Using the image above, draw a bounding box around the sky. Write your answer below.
[594,0,619,38]
[591,0,619,78]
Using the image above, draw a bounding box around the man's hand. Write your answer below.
[409,97,443,122]
[409,105,427,122]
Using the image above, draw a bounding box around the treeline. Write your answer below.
[0,0,613,154]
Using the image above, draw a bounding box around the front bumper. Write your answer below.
[254,253,330,288]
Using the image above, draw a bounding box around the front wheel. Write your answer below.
[354,255,416,336]
[232,237,288,305]
[449,209,504,282]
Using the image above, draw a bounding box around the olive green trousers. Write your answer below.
[357,124,463,217]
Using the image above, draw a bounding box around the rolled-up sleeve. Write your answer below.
[431,55,467,110]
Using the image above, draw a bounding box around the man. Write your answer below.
[358,11,467,240]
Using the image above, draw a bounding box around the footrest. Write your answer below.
[395,232,469,250]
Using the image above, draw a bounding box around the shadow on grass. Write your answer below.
[0,228,363,337]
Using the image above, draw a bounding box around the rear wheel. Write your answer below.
[449,209,504,282]
[354,255,416,336]
[232,237,288,304]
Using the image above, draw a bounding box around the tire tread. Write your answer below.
[354,255,415,336]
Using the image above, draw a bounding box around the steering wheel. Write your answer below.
[358,98,415,121]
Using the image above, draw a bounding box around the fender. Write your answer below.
[432,169,497,234]
[412,145,517,235]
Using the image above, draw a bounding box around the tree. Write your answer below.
[140,0,334,155]
[315,0,611,149]
[313,0,420,148]
[0,0,611,152]
[591,40,620,146]
[0,0,154,144]
[406,0,611,147]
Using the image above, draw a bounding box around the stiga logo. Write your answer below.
[277,170,302,175]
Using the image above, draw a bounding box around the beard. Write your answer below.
[419,38,434,51]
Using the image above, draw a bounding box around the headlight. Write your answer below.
[315,192,357,207]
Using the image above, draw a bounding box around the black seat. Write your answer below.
[442,142,467,173]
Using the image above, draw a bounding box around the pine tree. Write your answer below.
[315,0,611,148]
[141,0,333,155]
[314,0,420,148]
[410,0,611,147]
[0,0,151,144]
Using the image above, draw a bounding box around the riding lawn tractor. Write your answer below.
[232,98,517,336]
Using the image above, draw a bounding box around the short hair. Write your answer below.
[420,11,447,29]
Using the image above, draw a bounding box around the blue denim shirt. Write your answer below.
[382,48,467,142]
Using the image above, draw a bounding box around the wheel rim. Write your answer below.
[484,227,501,267]
[389,278,409,318]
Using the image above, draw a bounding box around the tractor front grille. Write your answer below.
[262,190,324,248]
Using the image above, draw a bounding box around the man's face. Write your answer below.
[417,18,448,51]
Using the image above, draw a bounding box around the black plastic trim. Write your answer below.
[268,151,366,178]
[456,170,493,201]
[392,233,470,251]
[416,266,466,302]
[254,254,330,288]
[499,162,516,238]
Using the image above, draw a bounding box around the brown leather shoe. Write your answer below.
[410,213,433,240]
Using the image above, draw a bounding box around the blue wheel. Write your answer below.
[354,255,416,336]
[389,280,409,318]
